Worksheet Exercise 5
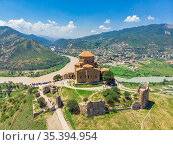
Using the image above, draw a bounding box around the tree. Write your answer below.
[66,99,79,114]
[102,71,115,84]
[83,97,88,103]
[37,97,47,108]
[53,74,62,81]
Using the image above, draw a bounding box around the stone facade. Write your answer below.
[62,51,109,84]
[138,83,149,109]
[79,101,106,116]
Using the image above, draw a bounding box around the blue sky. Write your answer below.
[0,0,172,38]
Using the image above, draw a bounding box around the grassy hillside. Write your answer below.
[0,26,69,70]
[70,93,173,130]
[0,83,47,130]
[54,24,173,54]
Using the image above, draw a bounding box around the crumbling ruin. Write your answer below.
[138,83,149,109]
[79,101,106,116]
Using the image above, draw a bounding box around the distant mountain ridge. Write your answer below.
[53,24,173,54]
[0,26,52,47]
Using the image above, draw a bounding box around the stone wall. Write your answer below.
[138,83,149,109]
[79,101,106,116]
[76,67,100,83]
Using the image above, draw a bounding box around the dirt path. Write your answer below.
[46,112,63,130]
[0,55,78,85]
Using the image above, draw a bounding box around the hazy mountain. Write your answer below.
[0,26,68,70]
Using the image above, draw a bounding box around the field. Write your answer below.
[109,59,173,78]
[60,87,98,103]
[70,93,173,130]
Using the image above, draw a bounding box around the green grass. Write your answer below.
[64,106,76,130]
[74,84,102,88]
[70,93,173,130]
[0,88,47,130]
[109,59,173,79]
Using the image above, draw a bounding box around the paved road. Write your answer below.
[0,55,78,85]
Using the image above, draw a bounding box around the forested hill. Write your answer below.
[0,26,69,70]
[53,24,173,54]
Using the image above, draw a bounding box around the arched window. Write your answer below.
[88,75,89,79]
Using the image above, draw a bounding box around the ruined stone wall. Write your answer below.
[138,83,149,109]
[79,101,106,116]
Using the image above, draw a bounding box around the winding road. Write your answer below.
[0,55,78,85]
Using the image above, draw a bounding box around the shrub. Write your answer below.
[66,99,79,114]
[53,74,62,81]
[23,98,27,103]
[37,97,47,108]
[83,97,88,102]
[102,71,115,84]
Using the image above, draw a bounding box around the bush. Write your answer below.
[102,71,115,84]
[37,97,47,108]
[53,74,62,81]
[66,99,79,114]
[23,98,27,103]
[83,97,88,102]
[102,87,121,104]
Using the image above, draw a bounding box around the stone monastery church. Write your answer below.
[63,51,109,84]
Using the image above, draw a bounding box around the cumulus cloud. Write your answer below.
[0,18,76,38]
[148,15,154,20]
[99,25,111,30]
[104,19,110,24]
[124,15,140,22]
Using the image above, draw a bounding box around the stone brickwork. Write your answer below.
[79,101,106,116]
[138,83,149,109]
[43,86,50,95]
[56,96,64,108]
[131,102,141,110]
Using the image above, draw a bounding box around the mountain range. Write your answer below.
[53,24,173,54]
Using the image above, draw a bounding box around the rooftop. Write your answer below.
[79,51,94,57]
[83,64,94,68]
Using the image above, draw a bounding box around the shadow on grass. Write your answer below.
[145,101,155,110]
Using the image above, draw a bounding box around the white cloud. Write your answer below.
[124,15,140,23]
[148,15,154,20]
[91,30,96,33]
[0,18,76,38]
[99,25,111,30]
[104,19,110,24]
